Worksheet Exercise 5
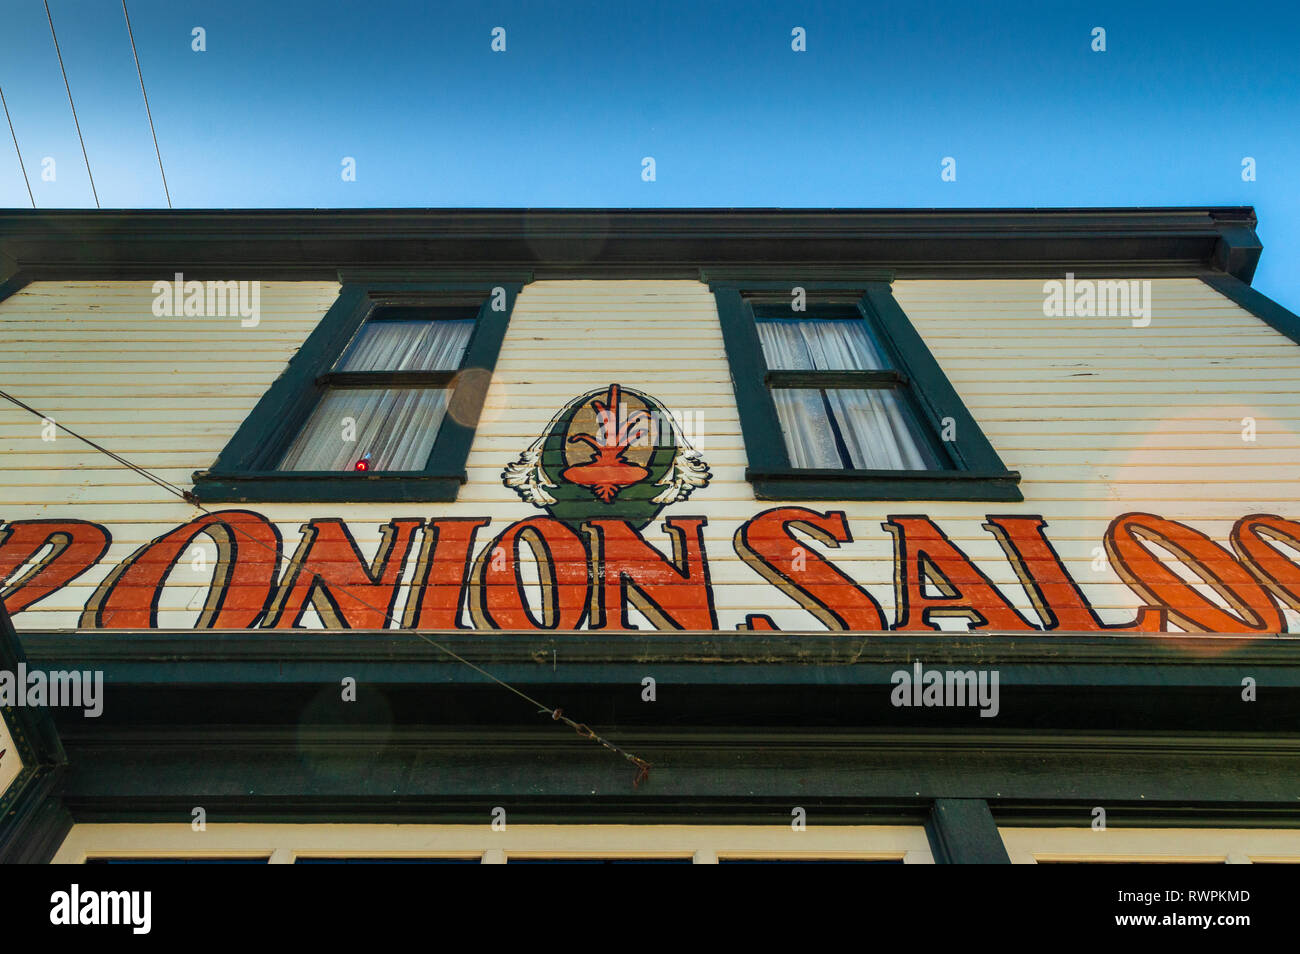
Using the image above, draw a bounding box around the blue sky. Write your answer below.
[1,0,1296,307]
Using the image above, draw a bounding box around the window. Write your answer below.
[755,306,943,471]
[709,279,1021,501]
[192,277,526,503]
[276,308,475,473]
[997,827,1300,864]
[53,823,935,864]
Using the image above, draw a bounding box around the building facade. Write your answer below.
[1,207,1299,863]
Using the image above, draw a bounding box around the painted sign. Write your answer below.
[4,506,1300,635]
[1,386,1298,635]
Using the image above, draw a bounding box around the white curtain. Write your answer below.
[771,389,842,468]
[771,389,934,470]
[828,389,933,470]
[277,388,449,471]
[756,319,887,370]
[276,319,470,471]
[339,319,474,371]
[759,319,932,470]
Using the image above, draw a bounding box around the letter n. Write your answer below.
[585,517,716,630]
[265,519,422,629]
[402,518,489,628]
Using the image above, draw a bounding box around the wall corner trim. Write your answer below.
[1200,272,1300,347]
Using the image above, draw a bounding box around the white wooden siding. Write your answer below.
[1,277,1297,632]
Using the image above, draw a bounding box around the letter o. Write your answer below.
[1105,513,1282,633]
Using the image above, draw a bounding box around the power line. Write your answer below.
[0,83,34,207]
[121,0,171,208]
[43,0,99,208]
[0,386,652,786]
[0,389,194,502]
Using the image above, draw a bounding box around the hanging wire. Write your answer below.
[44,0,99,208]
[0,83,35,207]
[121,0,171,208]
[0,389,195,502]
[0,387,651,786]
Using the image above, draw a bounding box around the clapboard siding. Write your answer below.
[1,277,1298,632]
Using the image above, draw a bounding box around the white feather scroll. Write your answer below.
[651,448,711,505]
[503,447,558,507]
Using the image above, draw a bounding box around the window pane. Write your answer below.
[757,319,889,371]
[277,388,449,471]
[771,389,843,468]
[337,319,474,372]
[825,389,940,470]
[772,388,938,470]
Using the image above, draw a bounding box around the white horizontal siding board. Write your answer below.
[1,278,1299,633]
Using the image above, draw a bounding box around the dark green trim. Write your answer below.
[926,799,1011,863]
[20,629,1300,672]
[0,601,69,863]
[0,272,31,305]
[1211,224,1263,284]
[991,803,1300,830]
[189,473,464,503]
[336,268,535,286]
[712,287,790,475]
[0,767,71,864]
[710,279,1022,501]
[749,470,1023,501]
[765,369,905,389]
[1201,272,1300,346]
[709,278,894,293]
[192,279,525,503]
[16,629,1300,828]
[0,208,1262,282]
[46,726,1300,827]
[319,370,458,389]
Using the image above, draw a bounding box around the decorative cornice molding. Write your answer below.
[0,206,1264,283]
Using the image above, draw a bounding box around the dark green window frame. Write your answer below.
[192,275,527,503]
[708,279,1022,501]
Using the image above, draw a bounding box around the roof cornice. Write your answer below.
[0,206,1262,283]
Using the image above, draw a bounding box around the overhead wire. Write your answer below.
[0,83,35,207]
[0,387,651,786]
[120,0,171,208]
[43,0,99,208]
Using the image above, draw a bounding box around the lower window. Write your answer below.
[52,823,934,864]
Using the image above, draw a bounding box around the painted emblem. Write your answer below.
[503,383,710,529]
